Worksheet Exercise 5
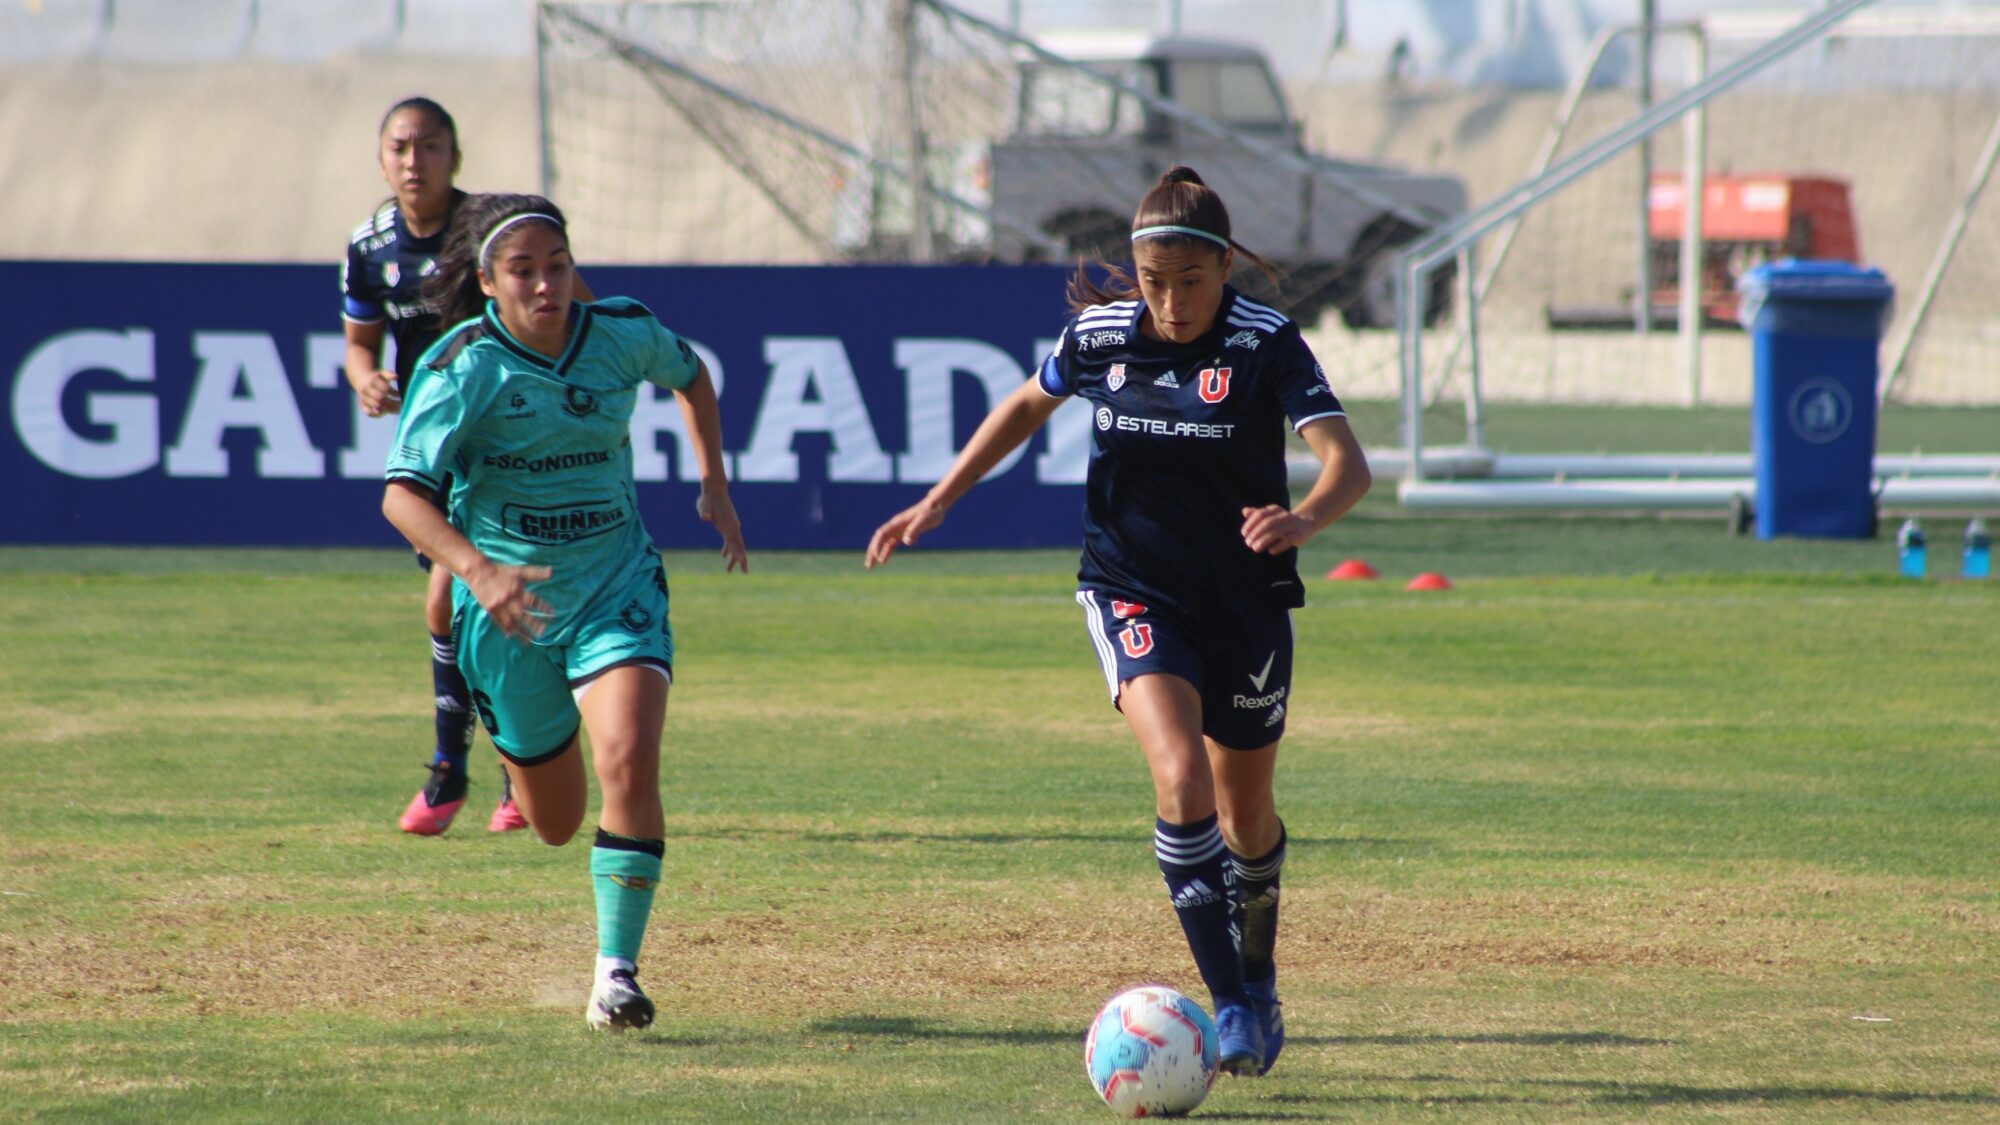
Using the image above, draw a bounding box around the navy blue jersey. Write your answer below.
[340,190,467,387]
[1037,287,1346,623]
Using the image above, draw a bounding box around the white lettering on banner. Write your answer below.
[737,337,892,483]
[10,327,1099,487]
[1032,336,1090,485]
[164,332,325,479]
[630,339,736,481]
[13,329,159,478]
[893,338,1029,484]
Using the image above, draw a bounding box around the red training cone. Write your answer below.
[1326,559,1379,580]
[1405,572,1453,591]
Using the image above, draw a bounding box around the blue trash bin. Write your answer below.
[1737,259,1895,539]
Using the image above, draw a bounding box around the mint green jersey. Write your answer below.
[386,297,699,647]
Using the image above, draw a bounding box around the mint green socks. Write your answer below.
[590,829,664,965]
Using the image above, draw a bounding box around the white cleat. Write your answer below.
[586,967,655,1032]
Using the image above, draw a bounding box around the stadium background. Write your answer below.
[3,0,1996,549]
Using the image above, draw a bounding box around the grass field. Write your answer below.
[3,519,1998,1121]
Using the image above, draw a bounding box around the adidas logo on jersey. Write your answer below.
[1153,372,1180,388]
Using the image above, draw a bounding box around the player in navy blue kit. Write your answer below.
[342,97,531,835]
[867,167,1371,1078]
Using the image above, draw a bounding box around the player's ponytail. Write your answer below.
[1066,165,1281,312]
[423,193,570,329]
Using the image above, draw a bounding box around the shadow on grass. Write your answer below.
[806,1015,1077,1046]
[678,825,1414,851]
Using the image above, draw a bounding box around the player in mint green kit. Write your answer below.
[383,193,748,1031]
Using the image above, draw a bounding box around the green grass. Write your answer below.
[3,530,1998,1121]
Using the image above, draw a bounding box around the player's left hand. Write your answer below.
[1240,504,1316,555]
[697,482,748,573]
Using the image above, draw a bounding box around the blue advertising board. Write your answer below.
[2,262,1093,549]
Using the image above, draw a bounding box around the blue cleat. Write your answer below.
[1243,976,1284,1075]
[1214,1001,1265,1076]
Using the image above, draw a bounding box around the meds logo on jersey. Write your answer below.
[502,500,630,545]
[1107,364,1127,392]
[1223,330,1262,351]
[562,386,599,419]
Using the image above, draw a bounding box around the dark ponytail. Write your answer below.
[1065,166,1281,313]
[422,193,570,329]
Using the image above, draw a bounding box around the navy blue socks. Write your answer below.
[430,633,474,772]
[1230,822,1286,985]
[1156,814,1245,1008]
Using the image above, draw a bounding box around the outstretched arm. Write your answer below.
[383,481,552,640]
[865,379,1065,568]
[674,362,748,573]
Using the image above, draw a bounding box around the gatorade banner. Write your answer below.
[1,262,1091,549]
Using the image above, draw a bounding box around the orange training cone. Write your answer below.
[1326,559,1379,580]
[1405,572,1453,591]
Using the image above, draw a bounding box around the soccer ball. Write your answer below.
[1083,985,1220,1118]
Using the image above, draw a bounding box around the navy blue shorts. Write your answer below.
[1075,587,1293,750]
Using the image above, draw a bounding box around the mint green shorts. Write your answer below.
[454,558,673,764]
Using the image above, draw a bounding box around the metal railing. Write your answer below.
[1393,0,1882,483]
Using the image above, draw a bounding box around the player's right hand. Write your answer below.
[864,500,946,569]
[358,371,403,417]
[466,562,555,641]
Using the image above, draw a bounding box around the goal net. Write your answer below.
[536,0,1461,334]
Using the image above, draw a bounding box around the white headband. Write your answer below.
[1130,224,1231,250]
[478,212,563,269]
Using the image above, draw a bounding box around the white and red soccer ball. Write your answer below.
[1084,985,1220,1118]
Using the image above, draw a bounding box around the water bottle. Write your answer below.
[1896,518,1927,579]
[1964,518,1992,580]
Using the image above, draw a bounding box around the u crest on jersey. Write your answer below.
[1197,366,1232,404]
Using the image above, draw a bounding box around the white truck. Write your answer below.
[986,36,1468,327]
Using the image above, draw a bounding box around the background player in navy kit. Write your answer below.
[343,97,590,836]
[867,166,1371,1077]
[385,194,747,1031]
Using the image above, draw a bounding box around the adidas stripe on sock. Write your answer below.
[1156,814,1245,1008]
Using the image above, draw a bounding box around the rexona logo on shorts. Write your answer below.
[503,500,630,544]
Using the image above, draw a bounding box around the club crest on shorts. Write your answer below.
[1107,363,1126,392]
[1119,623,1155,658]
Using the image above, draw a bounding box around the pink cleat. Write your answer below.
[488,798,529,833]
[398,761,466,836]
[399,790,463,835]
